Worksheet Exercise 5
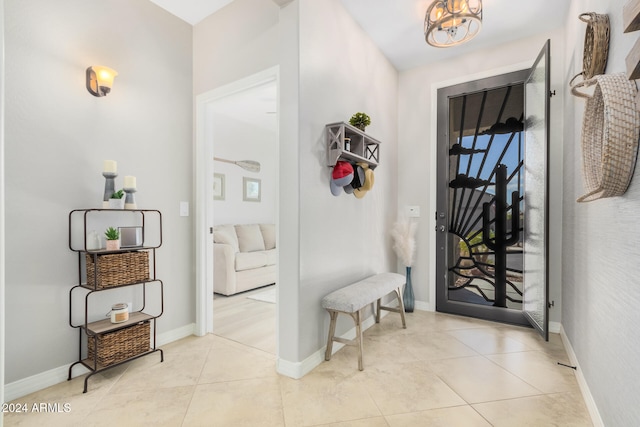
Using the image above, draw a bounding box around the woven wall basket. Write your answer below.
[572,73,640,202]
[570,12,610,88]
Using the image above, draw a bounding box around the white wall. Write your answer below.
[562,1,640,425]
[212,113,277,225]
[398,30,566,323]
[4,0,193,385]
[295,0,399,360]
[193,0,280,95]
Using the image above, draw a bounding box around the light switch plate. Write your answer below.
[180,201,189,217]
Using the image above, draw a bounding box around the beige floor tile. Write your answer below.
[5,305,593,427]
[428,355,541,403]
[80,385,194,427]
[385,405,492,427]
[109,349,207,393]
[183,378,284,427]
[487,350,580,393]
[318,417,390,427]
[159,333,217,354]
[403,331,479,361]
[3,365,128,427]
[198,344,277,384]
[411,311,501,332]
[279,374,381,426]
[446,327,533,355]
[357,361,466,415]
[473,391,593,426]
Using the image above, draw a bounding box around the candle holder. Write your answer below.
[124,187,137,209]
[103,172,117,208]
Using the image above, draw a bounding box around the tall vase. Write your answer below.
[403,266,415,313]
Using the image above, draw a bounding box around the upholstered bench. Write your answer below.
[321,272,407,370]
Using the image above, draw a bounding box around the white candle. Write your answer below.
[103,160,117,173]
[123,175,136,189]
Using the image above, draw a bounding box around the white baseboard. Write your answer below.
[4,363,90,403]
[560,325,604,427]
[549,321,561,334]
[414,300,433,312]
[4,323,196,402]
[276,310,386,379]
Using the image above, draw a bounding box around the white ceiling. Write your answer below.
[149,0,234,25]
[149,0,571,70]
[340,0,571,70]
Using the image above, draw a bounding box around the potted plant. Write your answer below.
[108,189,125,209]
[349,112,371,131]
[105,226,120,251]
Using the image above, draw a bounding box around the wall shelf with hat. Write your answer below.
[326,122,380,169]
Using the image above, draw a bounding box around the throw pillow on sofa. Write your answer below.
[235,224,266,252]
[260,224,276,250]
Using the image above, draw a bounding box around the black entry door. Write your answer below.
[435,41,550,337]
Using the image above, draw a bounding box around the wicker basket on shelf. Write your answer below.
[85,251,150,289]
[87,321,150,366]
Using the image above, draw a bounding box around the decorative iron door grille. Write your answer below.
[435,69,532,327]
[447,84,524,309]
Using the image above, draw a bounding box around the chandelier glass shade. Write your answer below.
[424,0,483,48]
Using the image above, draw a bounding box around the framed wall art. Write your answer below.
[243,177,261,202]
[213,173,225,200]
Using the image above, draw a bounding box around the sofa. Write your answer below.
[213,224,276,296]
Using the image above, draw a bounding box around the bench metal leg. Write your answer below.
[376,288,408,329]
[325,310,338,361]
[394,287,407,329]
[324,309,365,370]
[352,310,364,371]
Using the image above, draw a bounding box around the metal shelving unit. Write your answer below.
[67,209,164,393]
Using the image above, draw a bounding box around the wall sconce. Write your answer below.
[86,65,118,97]
[424,0,482,48]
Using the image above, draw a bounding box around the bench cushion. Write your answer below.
[321,273,406,313]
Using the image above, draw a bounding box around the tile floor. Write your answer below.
[4,309,593,426]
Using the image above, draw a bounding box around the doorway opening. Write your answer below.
[210,80,278,354]
[194,67,279,354]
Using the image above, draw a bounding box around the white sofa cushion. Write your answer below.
[264,248,277,266]
[235,224,266,252]
[260,224,276,250]
[236,251,268,271]
[214,225,239,252]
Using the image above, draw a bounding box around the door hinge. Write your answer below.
[549,89,556,97]
[548,300,555,308]
[209,227,214,234]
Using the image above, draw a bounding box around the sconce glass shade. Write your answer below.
[424,0,482,48]
[86,65,118,97]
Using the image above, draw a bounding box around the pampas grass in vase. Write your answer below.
[390,219,418,312]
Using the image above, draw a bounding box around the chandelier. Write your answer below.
[424,0,483,48]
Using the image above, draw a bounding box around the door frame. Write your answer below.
[194,66,279,337]
[427,62,533,311]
